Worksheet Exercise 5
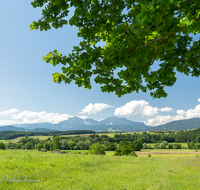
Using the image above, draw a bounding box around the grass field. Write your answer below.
[0,149,200,189]
[3,136,52,144]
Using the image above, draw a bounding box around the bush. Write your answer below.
[148,154,151,157]
[105,142,116,151]
[0,142,6,150]
[190,142,196,149]
[131,139,143,151]
[114,144,137,157]
[168,144,173,149]
[36,143,43,151]
[129,151,138,157]
[154,143,160,149]
[173,143,182,149]
[143,143,148,149]
[160,141,168,149]
[196,142,200,149]
[88,143,105,155]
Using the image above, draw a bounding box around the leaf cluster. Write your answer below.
[31,0,200,98]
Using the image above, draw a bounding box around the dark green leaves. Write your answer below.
[31,0,200,98]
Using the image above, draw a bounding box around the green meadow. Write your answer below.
[4,136,52,144]
[0,150,200,190]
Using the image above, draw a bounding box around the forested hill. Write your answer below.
[0,130,96,140]
[0,125,27,132]
[146,118,200,131]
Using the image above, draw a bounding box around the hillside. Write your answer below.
[0,125,28,132]
[2,117,148,132]
[146,118,200,131]
[2,117,200,132]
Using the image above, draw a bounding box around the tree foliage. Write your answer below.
[88,143,105,155]
[114,141,137,156]
[0,142,6,150]
[131,138,143,151]
[160,140,168,149]
[52,136,62,150]
[31,0,200,98]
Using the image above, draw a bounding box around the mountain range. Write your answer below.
[0,117,200,132]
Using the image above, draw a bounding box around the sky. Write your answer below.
[0,1,200,127]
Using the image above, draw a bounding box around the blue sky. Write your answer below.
[0,1,200,127]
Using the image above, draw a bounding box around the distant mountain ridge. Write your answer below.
[0,125,28,132]
[1,117,148,132]
[1,117,200,132]
[145,118,200,131]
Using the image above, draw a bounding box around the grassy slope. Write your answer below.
[0,150,200,190]
[3,136,52,144]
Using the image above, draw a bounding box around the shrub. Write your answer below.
[190,142,196,149]
[105,142,116,151]
[154,143,160,149]
[173,143,182,149]
[148,154,151,157]
[196,141,200,149]
[0,142,6,150]
[129,151,138,157]
[143,143,148,149]
[160,141,168,149]
[131,139,143,151]
[114,144,137,157]
[88,143,105,155]
[36,143,43,151]
[168,144,173,149]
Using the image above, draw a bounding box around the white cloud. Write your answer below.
[78,116,88,120]
[0,120,21,126]
[145,105,200,126]
[114,100,158,118]
[12,111,72,124]
[144,115,184,126]
[0,109,18,116]
[80,103,113,115]
[114,99,200,126]
[159,107,173,112]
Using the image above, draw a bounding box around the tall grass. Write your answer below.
[0,150,200,189]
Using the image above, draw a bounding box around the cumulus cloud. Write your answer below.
[0,108,91,126]
[0,120,21,126]
[80,103,113,115]
[78,116,88,120]
[145,104,200,126]
[0,109,18,116]
[114,100,200,126]
[114,100,158,118]
[159,107,173,112]
[12,111,72,124]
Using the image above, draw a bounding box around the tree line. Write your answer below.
[0,130,95,140]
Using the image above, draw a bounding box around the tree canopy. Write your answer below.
[31,0,200,98]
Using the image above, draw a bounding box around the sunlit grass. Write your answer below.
[0,149,200,189]
[4,136,52,144]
